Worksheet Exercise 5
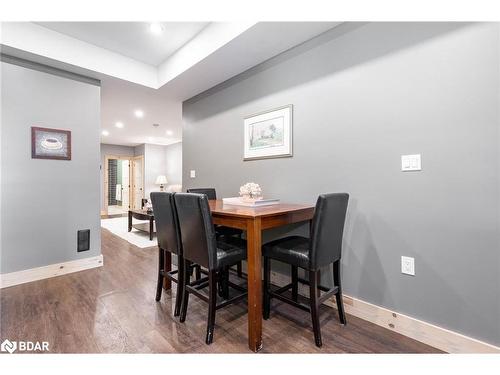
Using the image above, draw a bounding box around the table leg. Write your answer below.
[128,211,132,232]
[163,251,171,290]
[149,218,154,241]
[246,217,263,352]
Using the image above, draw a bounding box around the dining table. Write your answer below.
[208,199,315,352]
[161,199,315,351]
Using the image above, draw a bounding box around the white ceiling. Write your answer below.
[100,77,182,146]
[160,22,342,100]
[35,22,209,66]
[1,21,341,146]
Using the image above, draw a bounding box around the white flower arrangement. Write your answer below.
[239,182,263,201]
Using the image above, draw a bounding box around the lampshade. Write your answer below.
[155,175,168,185]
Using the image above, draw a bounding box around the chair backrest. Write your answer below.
[150,192,181,255]
[310,193,349,270]
[186,188,217,200]
[174,193,218,270]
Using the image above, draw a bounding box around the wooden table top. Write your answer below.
[208,199,315,219]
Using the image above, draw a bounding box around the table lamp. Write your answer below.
[155,175,168,191]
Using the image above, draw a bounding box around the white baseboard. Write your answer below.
[0,255,104,289]
[270,271,500,354]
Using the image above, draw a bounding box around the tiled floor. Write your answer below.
[107,205,127,215]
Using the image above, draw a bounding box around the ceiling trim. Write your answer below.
[0,53,101,86]
[0,22,256,90]
[1,22,158,87]
[1,22,342,100]
[157,22,256,87]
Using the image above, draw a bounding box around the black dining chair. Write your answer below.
[187,187,244,278]
[150,192,201,316]
[174,193,248,344]
[262,193,349,347]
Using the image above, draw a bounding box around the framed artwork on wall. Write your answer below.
[243,105,293,160]
[31,126,72,160]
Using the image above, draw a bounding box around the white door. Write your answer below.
[121,160,130,209]
[132,156,144,209]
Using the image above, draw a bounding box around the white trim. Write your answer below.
[1,23,158,88]
[270,271,500,354]
[157,22,256,86]
[103,154,134,215]
[0,255,104,289]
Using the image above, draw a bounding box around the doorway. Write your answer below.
[132,155,144,210]
[104,155,144,215]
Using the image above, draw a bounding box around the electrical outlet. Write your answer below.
[401,256,415,276]
[77,229,90,252]
[190,170,196,178]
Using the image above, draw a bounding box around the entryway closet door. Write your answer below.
[132,155,144,209]
[121,159,130,210]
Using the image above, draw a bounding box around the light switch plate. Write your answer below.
[190,170,196,178]
[401,154,421,171]
[401,256,415,276]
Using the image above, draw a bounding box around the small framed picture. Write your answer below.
[31,127,72,160]
[243,105,293,161]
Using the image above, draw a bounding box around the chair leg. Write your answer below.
[236,261,243,278]
[206,270,217,344]
[217,270,223,297]
[179,260,191,323]
[263,257,271,320]
[218,267,229,299]
[195,265,202,280]
[333,260,346,325]
[173,254,184,317]
[222,268,229,299]
[317,270,321,297]
[237,232,243,277]
[309,270,322,347]
[291,265,298,302]
[155,248,165,302]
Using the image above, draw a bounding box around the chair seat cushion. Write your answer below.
[215,225,243,237]
[216,237,247,269]
[263,236,311,269]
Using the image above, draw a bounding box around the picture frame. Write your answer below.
[31,126,72,160]
[243,105,293,161]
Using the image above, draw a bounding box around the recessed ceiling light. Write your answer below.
[149,23,164,35]
[134,109,144,118]
[166,130,173,136]
[115,122,124,128]
[102,130,109,136]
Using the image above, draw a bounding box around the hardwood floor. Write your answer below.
[0,229,443,353]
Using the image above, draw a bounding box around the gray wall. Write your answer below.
[1,61,101,273]
[165,142,182,187]
[182,23,500,345]
[133,144,145,158]
[99,143,135,210]
[144,143,167,198]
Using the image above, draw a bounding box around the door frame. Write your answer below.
[131,155,145,210]
[103,154,134,215]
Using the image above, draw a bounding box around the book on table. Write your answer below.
[222,197,280,207]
